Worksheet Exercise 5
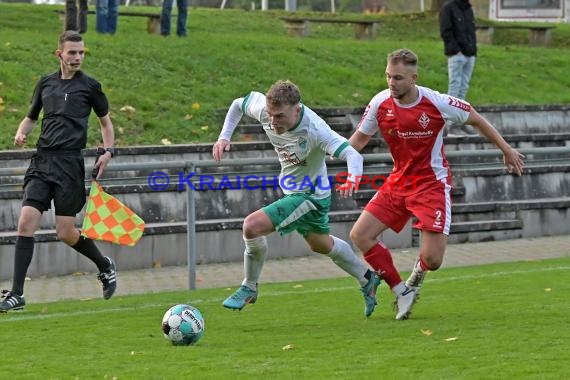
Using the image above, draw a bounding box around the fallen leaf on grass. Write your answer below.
[282,344,295,350]
[444,337,458,342]
[421,329,433,336]
[293,284,304,288]
[161,138,172,145]
[544,288,552,292]
[120,105,136,113]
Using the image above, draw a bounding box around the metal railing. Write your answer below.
[1,145,569,289]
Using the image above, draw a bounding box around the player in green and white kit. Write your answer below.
[213,80,381,317]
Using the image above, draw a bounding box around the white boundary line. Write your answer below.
[1,265,568,323]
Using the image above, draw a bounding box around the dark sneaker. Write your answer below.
[97,257,117,300]
[0,290,26,312]
[223,285,258,310]
[361,270,381,317]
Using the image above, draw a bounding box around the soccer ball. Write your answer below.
[161,304,205,346]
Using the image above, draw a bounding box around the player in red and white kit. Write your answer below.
[349,48,524,320]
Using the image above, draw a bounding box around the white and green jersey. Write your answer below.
[219,91,354,199]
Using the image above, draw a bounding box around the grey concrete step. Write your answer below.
[2,200,568,279]
[0,213,523,245]
[0,163,568,231]
[450,219,523,233]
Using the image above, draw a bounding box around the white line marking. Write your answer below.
[1,265,568,323]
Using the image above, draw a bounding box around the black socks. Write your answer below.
[12,236,35,296]
[72,235,108,272]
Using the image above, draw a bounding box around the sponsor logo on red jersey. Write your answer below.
[418,112,430,129]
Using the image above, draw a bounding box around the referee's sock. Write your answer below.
[72,235,109,272]
[11,236,35,296]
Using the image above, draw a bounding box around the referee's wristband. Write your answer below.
[104,147,115,157]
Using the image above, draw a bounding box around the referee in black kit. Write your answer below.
[1,31,117,312]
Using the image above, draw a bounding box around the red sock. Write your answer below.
[363,242,402,288]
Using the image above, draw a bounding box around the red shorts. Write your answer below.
[364,181,452,235]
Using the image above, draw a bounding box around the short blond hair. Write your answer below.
[387,49,418,67]
[266,80,301,106]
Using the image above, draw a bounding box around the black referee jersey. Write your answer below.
[27,70,109,151]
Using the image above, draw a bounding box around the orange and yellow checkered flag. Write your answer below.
[81,180,145,246]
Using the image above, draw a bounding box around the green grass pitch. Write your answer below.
[1,257,568,379]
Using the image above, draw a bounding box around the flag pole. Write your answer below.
[186,163,197,290]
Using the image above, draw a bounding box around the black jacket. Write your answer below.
[439,0,477,57]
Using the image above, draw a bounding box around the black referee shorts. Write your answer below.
[22,150,86,216]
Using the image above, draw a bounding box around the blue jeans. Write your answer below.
[96,0,119,34]
[447,53,476,100]
[161,0,188,36]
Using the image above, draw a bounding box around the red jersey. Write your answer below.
[358,86,471,195]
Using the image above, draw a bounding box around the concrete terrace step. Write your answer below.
[450,219,523,233]
[0,214,523,245]
[16,196,570,243]
[0,163,568,230]
[231,129,570,152]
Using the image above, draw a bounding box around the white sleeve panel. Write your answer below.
[242,91,267,121]
[421,87,472,125]
[337,144,364,181]
[357,91,389,136]
[218,98,245,141]
[218,91,267,141]
[310,119,349,157]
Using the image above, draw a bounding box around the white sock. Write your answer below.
[327,236,369,287]
[241,236,268,291]
[392,281,406,295]
[406,258,426,287]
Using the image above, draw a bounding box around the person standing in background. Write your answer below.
[440,0,477,135]
[65,0,89,34]
[161,0,188,37]
[96,0,119,34]
[440,0,477,100]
